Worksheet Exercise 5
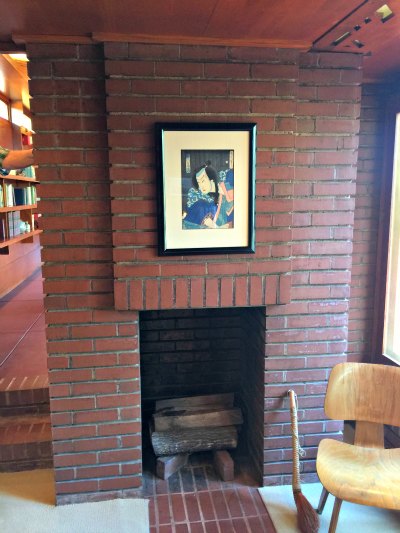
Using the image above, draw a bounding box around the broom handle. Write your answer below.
[288,389,301,492]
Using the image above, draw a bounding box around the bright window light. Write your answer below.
[0,99,8,120]
[10,106,32,131]
[383,112,400,364]
[8,53,28,62]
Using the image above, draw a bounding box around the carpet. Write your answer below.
[0,469,149,533]
[259,482,400,533]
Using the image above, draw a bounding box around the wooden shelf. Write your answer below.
[0,228,42,250]
[1,174,37,184]
[0,174,39,248]
[0,203,37,212]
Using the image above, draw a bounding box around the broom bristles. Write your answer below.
[294,490,320,533]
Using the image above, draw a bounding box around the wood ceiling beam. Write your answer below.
[12,34,93,45]
[91,32,311,49]
[12,32,311,50]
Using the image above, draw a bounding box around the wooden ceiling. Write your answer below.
[0,0,399,81]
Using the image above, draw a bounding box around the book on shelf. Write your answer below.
[6,212,21,238]
[5,184,14,207]
[0,184,3,207]
[14,187,25,205]
[27,185,37,205]
[2,184,37,207]
[6,212,12,238]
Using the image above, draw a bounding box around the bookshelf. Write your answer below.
[0,173,41,254]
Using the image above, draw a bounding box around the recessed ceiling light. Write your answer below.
[331,31,351,46]
[376,4,395,23]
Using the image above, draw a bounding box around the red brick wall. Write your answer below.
[348,84,386,363]
[140,309,244,406]
[242,307,267,484]
[261,52,363,484]
[27,43,142,504]
[106,43,295,311]
[27,41,363,501]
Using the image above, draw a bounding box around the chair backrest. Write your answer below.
[325,362,400,427]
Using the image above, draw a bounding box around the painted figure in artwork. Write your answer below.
[183,160,234,229]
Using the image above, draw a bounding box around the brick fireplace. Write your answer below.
[140,307,267,484]
[27,41,362,503]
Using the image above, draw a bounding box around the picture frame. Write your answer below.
[155,122,256,256]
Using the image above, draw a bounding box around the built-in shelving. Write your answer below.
[0,173,41,254]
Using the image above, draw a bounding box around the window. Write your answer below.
[0,93,10,121]
[383,113,400,364]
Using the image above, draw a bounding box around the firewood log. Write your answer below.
[150,424,238,456]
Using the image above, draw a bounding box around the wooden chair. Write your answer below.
[316,362,400,533]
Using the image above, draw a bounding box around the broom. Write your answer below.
[288,389,319,533]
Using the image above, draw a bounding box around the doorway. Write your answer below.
[0,52,50,472]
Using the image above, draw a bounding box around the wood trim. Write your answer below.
[0,93,11,106]
[12,34,93,45]
[1,175,38,184]
[12,31,312,49]
[92,32,311,50]
[362,76,400,84]
[0,204,38,213]
[0,229,42,251]
[22,104,32,119]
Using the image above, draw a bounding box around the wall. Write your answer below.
[27,41,363,502]
[106,44,295,311]
[140,308,244,406]
[27,43,142,503]
[348,84,386,363]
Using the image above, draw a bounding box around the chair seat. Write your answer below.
[317,439,400,510]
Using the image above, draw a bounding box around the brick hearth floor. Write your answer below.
[143,452,276,532]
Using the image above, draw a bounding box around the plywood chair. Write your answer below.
[316,362,400,533]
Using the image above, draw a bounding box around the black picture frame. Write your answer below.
[155,122,256,256]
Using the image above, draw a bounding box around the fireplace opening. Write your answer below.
[139,307,266,488]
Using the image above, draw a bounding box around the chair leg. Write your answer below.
[317,486,329,514]
[328,497,343,533]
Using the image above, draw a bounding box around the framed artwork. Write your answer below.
[155,122,256,256]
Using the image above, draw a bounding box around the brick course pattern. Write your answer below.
[348,83,386,363]
[27,41,363,501]
[105,43,296,311]
[261,52,362,485]
[27,43,142,503]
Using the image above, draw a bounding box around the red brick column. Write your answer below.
[27,43,142,503]
[261,52,363,485]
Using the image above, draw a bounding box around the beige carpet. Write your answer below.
[259,483,400,533]
[0,469,149,533]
